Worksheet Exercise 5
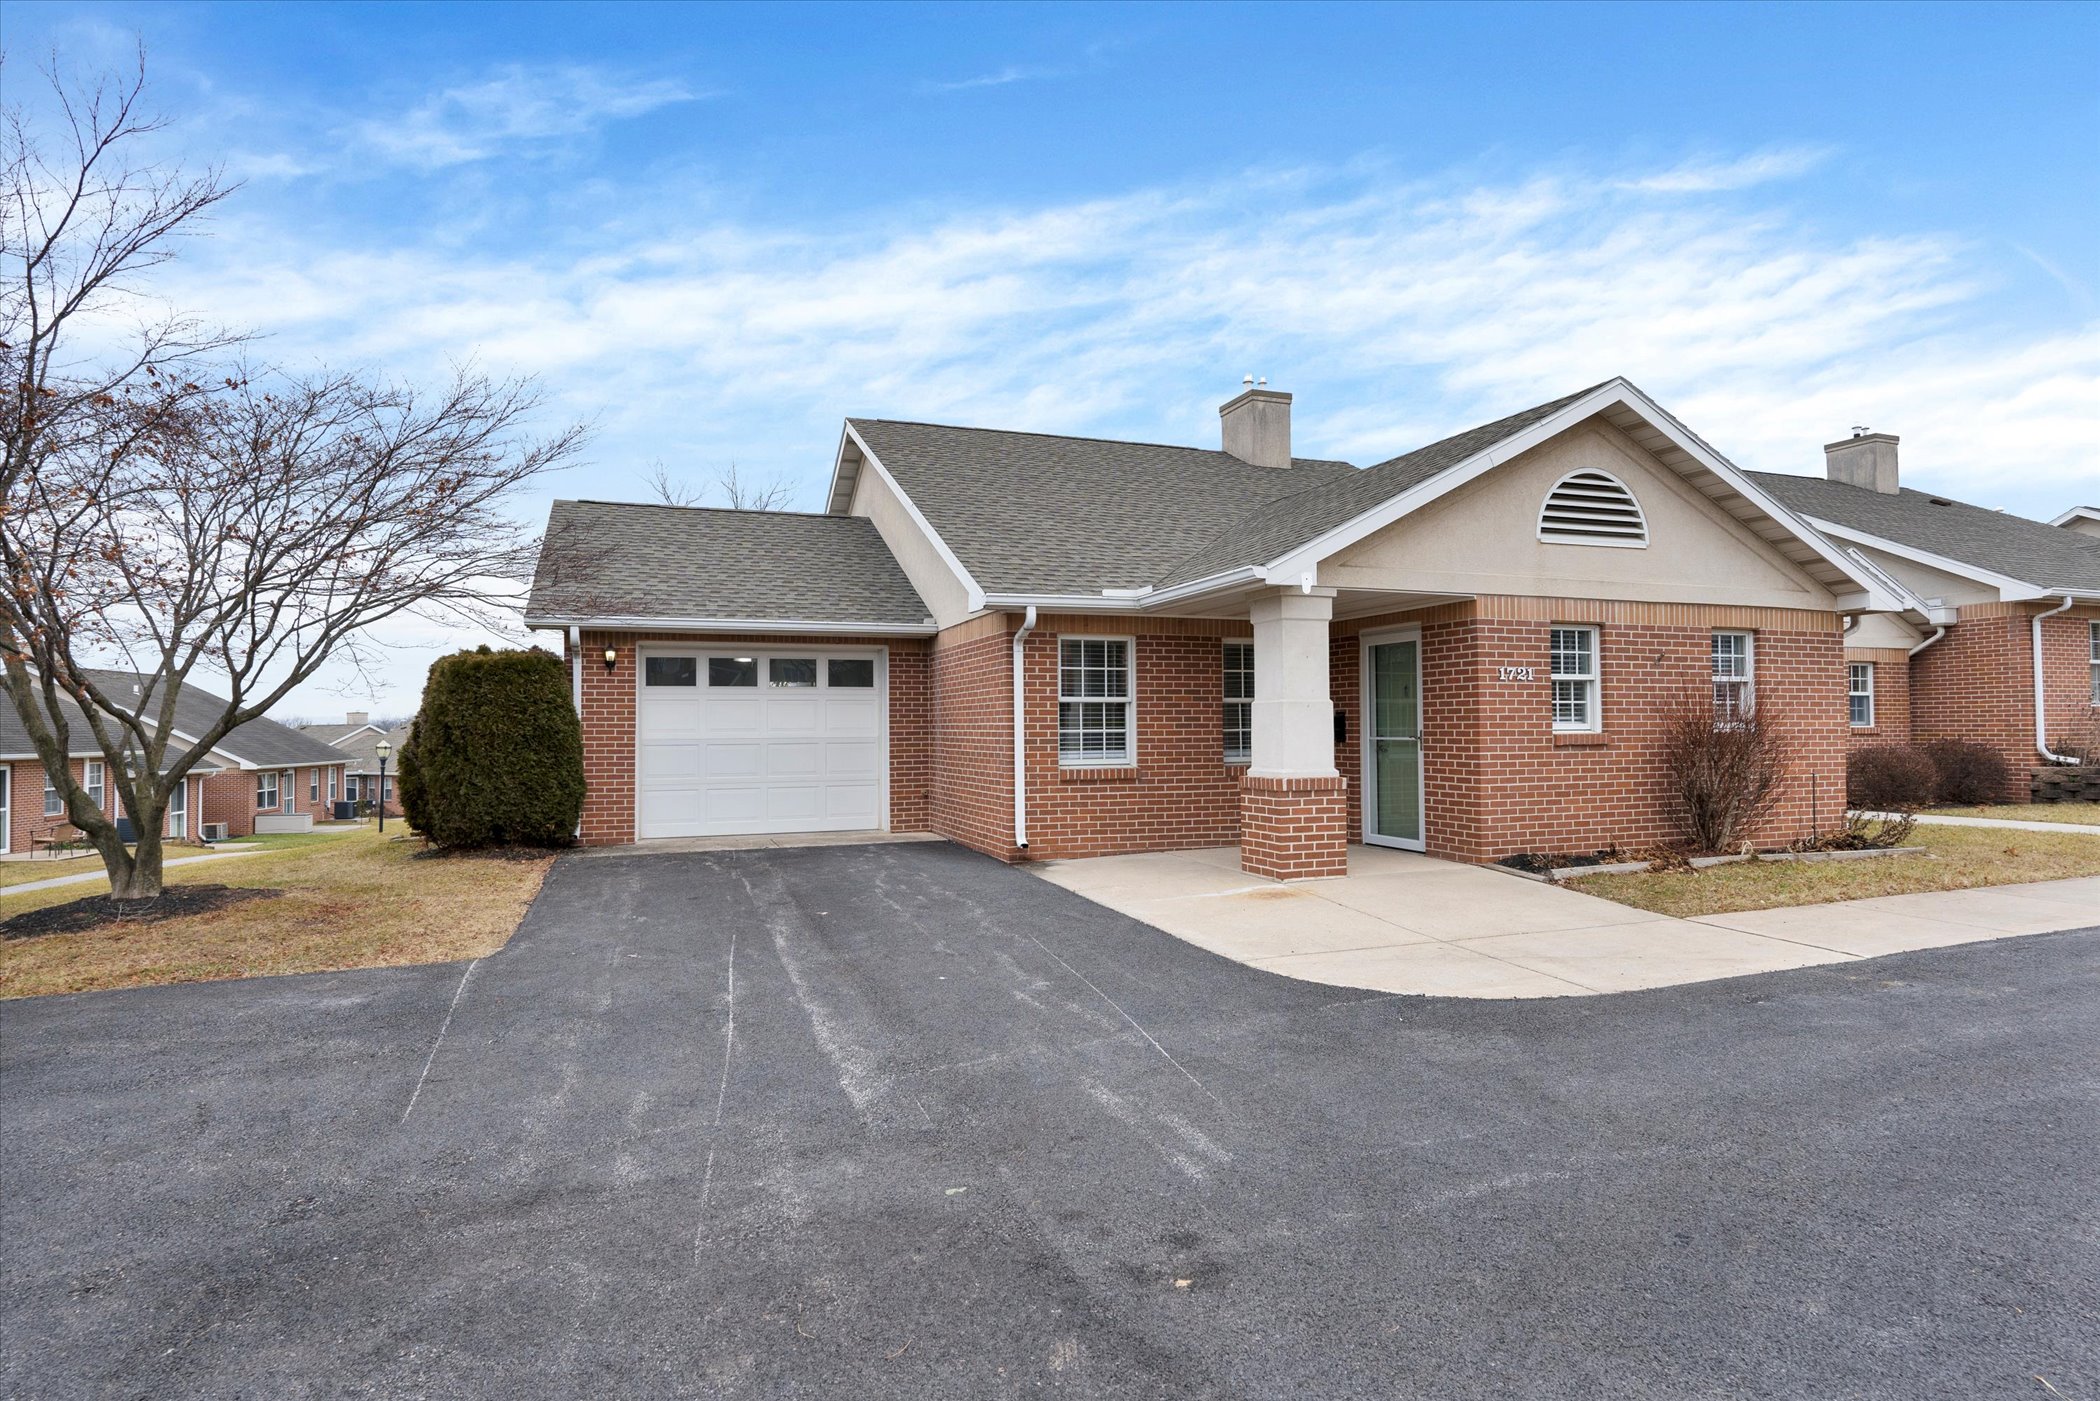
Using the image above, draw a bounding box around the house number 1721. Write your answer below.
[1497,665,1537,682]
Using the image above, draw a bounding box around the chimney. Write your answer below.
[1220,376,1292,469]
[346,710,370,726]
[1825,429,1900,494]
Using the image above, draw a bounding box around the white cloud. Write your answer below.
[353,65,700,169]
[150,151,2097,711]
[920,65,1066,94]
[1621,146,1832,193]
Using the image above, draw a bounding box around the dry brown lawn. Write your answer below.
[1568,823,2100,918]
[0,827,552,999]
[1924,802,2100,825]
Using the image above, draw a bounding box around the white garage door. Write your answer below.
[636,647,887,839]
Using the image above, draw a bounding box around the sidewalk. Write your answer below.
[1854,809,2100,836]
[2,848,265,898]
[1032,845,2100,999]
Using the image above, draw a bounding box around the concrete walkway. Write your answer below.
[1855,809,2100,836]
[1,847,266,897]
[1032,844,2100,998]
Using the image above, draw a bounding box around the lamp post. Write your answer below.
[374,739,392,834]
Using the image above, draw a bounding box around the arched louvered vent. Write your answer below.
[1537,470,1648,547]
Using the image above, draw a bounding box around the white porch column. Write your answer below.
[1247,587,1338,778]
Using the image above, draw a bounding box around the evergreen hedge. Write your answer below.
[397,646,583,849]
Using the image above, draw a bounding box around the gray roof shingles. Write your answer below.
[1749,472,2100,595]
[527,501,933,626]
[2,671,347,768]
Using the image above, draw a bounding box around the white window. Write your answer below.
[1848,662,1875,727]
[329,769,339,802]
[1058,637,1133,766]
[1223,641,1254,764]
[44,772,62,817]
[1712,631,1755,724]
[309,770,320,803]
[2090,621,2099,706]
[1537,469,1648,547]
[256,771,278,809]
[85,759,105,811]
[1550,626,1600,731]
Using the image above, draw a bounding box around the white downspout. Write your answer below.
[2033,596,2077,763]
[1907,627,1945,657]
[1011,606,1037,852]
[568,626,584,717]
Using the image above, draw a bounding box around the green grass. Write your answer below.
[1568,823,2100,918]
[0,824,365,888]
[1924,802,2100,826]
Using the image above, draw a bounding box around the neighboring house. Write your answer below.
[0,673,349,854]
[298,712,403,816]
[528,376,1914,879]
[2052,506,2100,540]
[1751,436,2100,794]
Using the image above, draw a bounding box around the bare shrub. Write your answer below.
[1660,694,1794,854]
[1847,745,1937,811]
[1919,739,2011,805]
[1816,810,1919,851]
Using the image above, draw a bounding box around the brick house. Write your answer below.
[1,672,348,855]
[298,713,405,817]
[526,378,1914,879]
[1753,439,2100,797]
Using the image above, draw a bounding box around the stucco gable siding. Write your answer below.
[1319,419,1838,611]
[848,458,976,627]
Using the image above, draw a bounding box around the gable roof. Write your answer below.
[526,500,934,629]
[1749,473,2100,597]
[842,418,1360,596]
[2,672,348,768]
[324,724,403,775]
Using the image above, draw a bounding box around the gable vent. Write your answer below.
[1537,469,1648,548]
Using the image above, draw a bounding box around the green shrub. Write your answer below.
[396,717,432,835]
[399,646,583,849]
[1846,745,1935,811]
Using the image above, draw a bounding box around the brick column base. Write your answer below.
[1239,774,1349,881]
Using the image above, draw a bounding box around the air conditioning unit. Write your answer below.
[201,823,229,842]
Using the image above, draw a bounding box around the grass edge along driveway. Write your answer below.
[1570,822,2100,918]
[0,826,552,999]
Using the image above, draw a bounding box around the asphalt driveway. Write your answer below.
[2,841,2095,1399]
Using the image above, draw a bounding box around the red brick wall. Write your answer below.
[1239,775,1348,880]
[1334,600,1849,862]
[0,757,342,850]
[1,758,116,855]
[930,618,1016,859]
[1844,647,1913,752]
[572,630,932,846]
[1903,603,2100,801]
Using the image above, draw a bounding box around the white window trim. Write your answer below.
[1058,635,1136,768]
[84,759,106,812]
[1223,639,1253,765]
[1848,661,1876,728]
[309,769,320,803]
[1549,625,1602,732]
[44,771,63,817]
[1712,630,1756,725]
[2090,620,2099,707]
[256,771,278,810]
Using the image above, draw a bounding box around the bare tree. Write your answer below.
[1658,692,1794,854]
[644,459,795,511]
[1,55,585,900]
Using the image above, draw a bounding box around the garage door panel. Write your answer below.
[638,650,887,840]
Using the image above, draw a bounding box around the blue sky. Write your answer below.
[13,1,2099,714]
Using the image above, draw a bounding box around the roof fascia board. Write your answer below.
[523,614,938,636]
[838,422,987,612]
[2049,506,2100,527]
[823,421,862,515]
[1806,518,2050,600]
[982,566,1270,615]
[1263,380,1904,613]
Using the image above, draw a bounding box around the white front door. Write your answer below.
[636,647,887,839]
[1360,629,1425,851]
[169,775,186,839]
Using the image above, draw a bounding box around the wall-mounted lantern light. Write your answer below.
[602,646,618,672]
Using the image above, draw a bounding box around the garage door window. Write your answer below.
[708,657,758,687]
[829,658,874,687]
[769,658,818,688]
[645,656,697,687]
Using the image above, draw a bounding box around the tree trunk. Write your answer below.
[100,798,168,901]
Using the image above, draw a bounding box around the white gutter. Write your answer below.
[524,614,937,636]
[568,626,583,717]
[2033,596,2078,764]
[1907,627,1946,658]
[1011,605,1036,851]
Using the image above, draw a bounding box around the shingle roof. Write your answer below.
[1,672,347,768]
[847,420,1359,594]
[1749,473,2100,595]
[526,501,933,625]
[299,722,375,747]
[322,724,403,775]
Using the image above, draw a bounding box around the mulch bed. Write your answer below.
[410,843,568,863]
[2,885,281,942]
